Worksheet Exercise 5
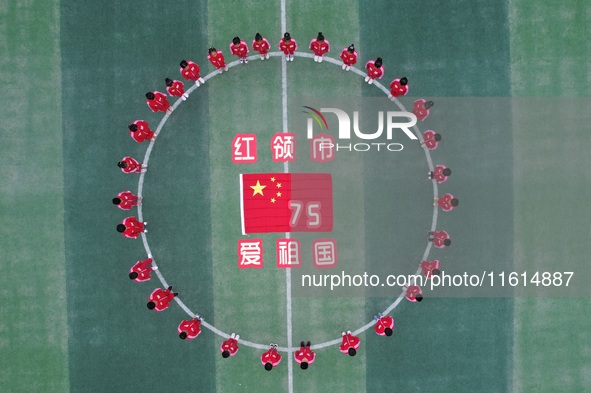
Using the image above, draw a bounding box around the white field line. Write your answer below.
[280,1,294,390]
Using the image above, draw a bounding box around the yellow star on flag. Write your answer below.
[276,191,282,197]
[250,180,266,196]
[276,183,282,189]
[270,198,276,203]
[270,177,276,182]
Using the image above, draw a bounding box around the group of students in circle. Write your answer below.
[112,29,462,372]
[136,31,426,117]
[112,248,443,372]
[121,279,397,372]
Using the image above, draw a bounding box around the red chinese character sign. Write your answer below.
[237,239,263,269]
[276,238,301,268]
[271,133,296,162]
[232,134,257,164]
[239,173,333,234]
[312,238,338,268]
[310,134,335,163]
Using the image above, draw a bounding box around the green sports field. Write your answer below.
[1,0,590,392]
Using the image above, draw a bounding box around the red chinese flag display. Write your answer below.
[240,173,333,234]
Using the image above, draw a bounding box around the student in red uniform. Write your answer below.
[129,255,157,282]
[146,91,172,114]
[252,33,270,60]
[388,77,409,100]
[116,216,147,239]
[421,260,441,279]
[365,57,384,84]
[147,286,177,312]
[261,343,282,371]
[179,59,205,86]
[207,47,228,74]
[229,36,249,64]
[220,333,240,358]
[421,130,441,150]
[428,230,451,248]
[373,313,394,336]
[339,331,360,356]
[429,164,452,184]
[405,285,423,302]
[117,156,147,174]
[112,190,141,210]
[294,341,315,370]
[178,317,202,340]
[128,120,155,143]
[309,32,330,63]
[412,99,434,121]
[339,44,358,71]
[165,78,188,101]
[434,193,459,212]
[279,32,297,62]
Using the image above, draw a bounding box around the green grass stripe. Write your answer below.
[61,0,216,391]
[509,0,591,97]
[513,298,591,392]
[511,97,591,391]
[0,1,69,392]
[509,2,591,390]
[359,0,511,97]
[207,2,287,391]
[365,298,513,392]
[361,2,514,391]
[208,71,287,391]
[287,0,366,391]
[362,98,516,391]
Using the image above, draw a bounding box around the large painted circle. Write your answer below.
[134,51,441,352]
